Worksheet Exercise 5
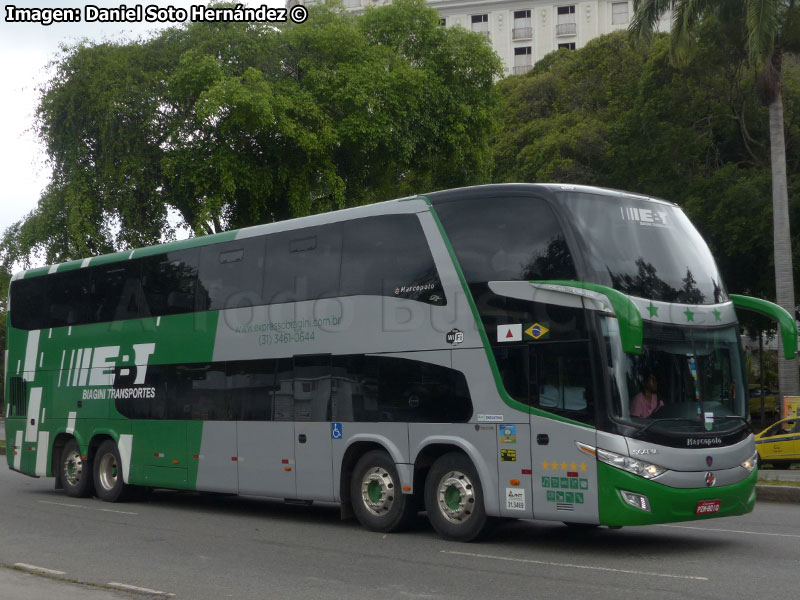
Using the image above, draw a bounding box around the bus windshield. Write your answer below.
[603,319,747,434]
[557,191,727,305]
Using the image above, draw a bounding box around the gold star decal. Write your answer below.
[570,461,577,471]
[561,462,568,471]
[551,461,559,470]
[580,462,587,472]
[542,461,550,470]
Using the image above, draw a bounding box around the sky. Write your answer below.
[0,0,286,240]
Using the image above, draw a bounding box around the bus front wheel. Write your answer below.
[61,438,93,498]
[351,450,417,533]
[424,452,489,542]
[94,440,134,502]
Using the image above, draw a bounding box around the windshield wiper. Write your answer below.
[719,415,750,431]
[635,415,749,436]
[635,418,699,435]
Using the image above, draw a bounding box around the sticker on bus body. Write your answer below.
[497,324,522,342]
[477,414,504,422]
[506,488,526,511]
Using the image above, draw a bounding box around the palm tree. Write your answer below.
[631,0,800,405]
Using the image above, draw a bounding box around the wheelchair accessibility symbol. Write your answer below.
[331,422,343,440]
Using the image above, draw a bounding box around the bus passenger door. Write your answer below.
[293,355,335,501]
[529,341,599,524]
[530,417,598,524]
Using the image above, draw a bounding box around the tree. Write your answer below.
[1,0,501,267]
[631,0,800,403]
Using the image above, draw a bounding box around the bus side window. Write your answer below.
[46,269,89,327]
[197,237,265,311]
[493,346,529,404]
[90,262,142,323]
[293,355,332,422]
[264,224,343,304]
[341,214,446,305]
[10,276,47,330]
[531,341,594,424]
[140,248,199,317]
[228,359,276,421]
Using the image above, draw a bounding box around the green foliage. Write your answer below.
[494,28,800,304]
[2,0,501,267]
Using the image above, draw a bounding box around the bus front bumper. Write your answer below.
[597,462,757,527]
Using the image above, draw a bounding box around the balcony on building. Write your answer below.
[512,26,532,40]
[512,10,532,41]
[555,22,576,36]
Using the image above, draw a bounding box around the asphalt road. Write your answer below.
[0,466,798,600]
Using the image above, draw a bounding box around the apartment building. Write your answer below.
[291,1,671,75]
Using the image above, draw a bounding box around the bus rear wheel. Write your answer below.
[351,450,417,533]
[94,440,134,502]
[424,452,489,542]
[61,438,93,498]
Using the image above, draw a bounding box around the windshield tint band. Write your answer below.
[557,191,727,305]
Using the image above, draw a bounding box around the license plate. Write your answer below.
[696,500,721,515]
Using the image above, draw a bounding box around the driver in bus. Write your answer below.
[630,373,663,418]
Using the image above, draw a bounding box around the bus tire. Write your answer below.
[424,452,489,542]
[94,440,134,502]
[351,450,417,533]
[61,438,93,498]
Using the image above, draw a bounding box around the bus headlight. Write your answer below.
[597,448,666,479]
[740,451,758,473]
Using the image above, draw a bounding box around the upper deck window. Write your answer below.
[557,191,726,304]
[434,196,577,285]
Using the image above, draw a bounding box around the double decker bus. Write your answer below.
[5,184,795,541]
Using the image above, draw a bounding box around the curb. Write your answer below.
[756,484,800,503]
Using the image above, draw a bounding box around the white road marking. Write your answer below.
[658,523,800,539]
[108,582,175,596]
[14,563,66,576]
[38,500,138,515]
[440,550,709,581]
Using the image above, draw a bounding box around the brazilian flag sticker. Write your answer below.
[523,323,550,340]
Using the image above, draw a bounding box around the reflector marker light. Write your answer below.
[521,469,532,475]
[510,479,520,486]
[576,442,597,457]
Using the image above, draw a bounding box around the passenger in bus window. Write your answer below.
[630,373,663,418]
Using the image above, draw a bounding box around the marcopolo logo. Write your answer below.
[395,283,436,295]
[686,437,722,447]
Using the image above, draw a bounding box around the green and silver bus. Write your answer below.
[5,184,795,541]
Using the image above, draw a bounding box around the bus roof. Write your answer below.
[13,183,674,280]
